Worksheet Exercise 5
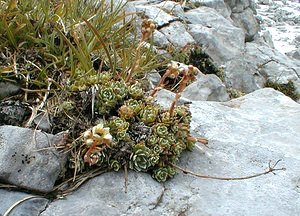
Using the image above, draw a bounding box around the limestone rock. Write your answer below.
[0,126,68,192]
[182,74,230,101]
[154,89,192,109]
[160,21,196,48]
[245,42,300,83]
[224,42,300,95]
[188,0,231,18]
[224,0,251,13]
[185,7,245,65]
[231,7,260,41]
[155,1,185,18]
[224,57,266,93]
[41,88,300,216]
[134,5,176,27]
[0,189,48,216]
[153,30,171,48]
[0,82,21,100]
[41,172,164,216]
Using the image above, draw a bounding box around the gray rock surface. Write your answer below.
[0,126,67,192]
[245,42,300,83]
[134,5,177,27]
[224,57,266,93]
[160,21,196,48]
[182,73,230,101]
[185,7,245,65]
[225,0,251,13]
[189,0,231,18]
[231,7,260,41]
[155,1,185,18]
[225,41,300,94]
[0,82,21,100]
[40,88,300,216]
[0,189,48,216]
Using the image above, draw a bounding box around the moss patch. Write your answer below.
[265,80,299,101]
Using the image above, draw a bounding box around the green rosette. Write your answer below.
[99,87,116,104]
[174,105,190,118]
[129,144,152,172]
[167,166,176,178]
[128,83,144,99]
[116,130,131,141]
[146,134,159,147]
[153,123,169,138]
[97,71,113,84]
[112,80,128,101]
[108,117,129,133]
[140,105,158,125]
[124,99,143,114]
[109,160,121,171]
[159,138,170,151]
[153,144,163,154]
[152,167,169,182]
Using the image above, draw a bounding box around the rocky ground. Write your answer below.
[255,0,300,56]
[1,0,300,215]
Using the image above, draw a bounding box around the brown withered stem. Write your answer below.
[170,159,286,181]
[169,65,199,116]
[150,62,180,97]
[125,19,157,83]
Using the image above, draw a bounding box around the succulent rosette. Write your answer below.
[152,144,163,154]
[146,134,159,147]
[112,80,128,101]
[118,105,134,120]
[158,138,171,152]
[153,123,169,138]
[108,117,130,133]
[84,151,107,166]
[129,143,152,172]
[140,105,158,125]
[116,130,131,142]
[152,167,169,182]
[97,71,113,84]
[159,111,173,125]
[109,159,121,171]
[124,99,143,114]
[129,83,144,99]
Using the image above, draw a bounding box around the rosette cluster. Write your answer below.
[69,71,198,182]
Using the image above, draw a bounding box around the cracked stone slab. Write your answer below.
[42,88,300,216]
[0,189,49,216]
[160,21,196,48]
[185,7,245,64]
[155,88,300,215]
[0,126,67,192]
[154,1,185,18]
[40,171,164,216]
[134,5,176,27]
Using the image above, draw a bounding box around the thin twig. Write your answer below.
[124,163,128,193]
[170,160,286,181]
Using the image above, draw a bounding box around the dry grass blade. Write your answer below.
[3,195,42,216]
[0,65,14,73]
[52,168,108,197]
